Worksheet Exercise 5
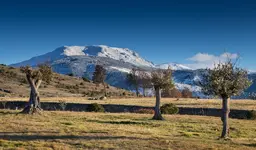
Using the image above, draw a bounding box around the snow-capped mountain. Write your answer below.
[12,45,254,97]
[12,45,154,68]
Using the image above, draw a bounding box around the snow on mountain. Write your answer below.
[62,46,87,56]
[12,45,154,68]
[11,45,256,98]
[10,45,207,97]
[155,63,192,70]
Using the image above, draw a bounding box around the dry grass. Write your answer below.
[0,65,130,98]
[0,110,255,150]
[1,97,256,110]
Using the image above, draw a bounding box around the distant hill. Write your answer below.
[0,64,131,98]
[11,45,256,97]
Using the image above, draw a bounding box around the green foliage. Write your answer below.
[38,63,53,84]
[87,103,105,112]
[200,61,252,98]
[82,76,91,82]
[151,68,174,89]
[59,100,67,111]
[160,103,179,114]
[246,110,256,120]
[67,73,74,76]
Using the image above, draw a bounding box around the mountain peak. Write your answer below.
[12,45,155,68]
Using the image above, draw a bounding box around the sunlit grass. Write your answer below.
[1,97,256,110]
[0,110,255,149]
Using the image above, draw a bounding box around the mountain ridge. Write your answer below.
[11,45,256,97]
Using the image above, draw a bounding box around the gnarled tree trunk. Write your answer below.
[152,87,164,120]
[21,74,42,114]
[221,97,230,138]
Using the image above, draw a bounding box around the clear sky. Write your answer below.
[0,0,256,70]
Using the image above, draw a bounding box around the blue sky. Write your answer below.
[0,0,256,70]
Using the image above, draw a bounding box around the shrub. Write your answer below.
[59,100,67,111]
[160,103,179,114]
[82,77,90,82]
[134,108,154,114]
[247,110,256,120]
[99,96,107,100]
[67,73,74,76]
[87,103,105,112]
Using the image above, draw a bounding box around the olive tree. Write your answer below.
[150,68,174,120]
[20,64,53,114]
[200,61,251,138]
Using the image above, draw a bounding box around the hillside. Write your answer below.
[11,45,203,95]
[10,45,256,97]
[0,64,132,98]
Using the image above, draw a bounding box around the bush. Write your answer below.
[247,110,256,120]
[160,103,179,114]
[87,103,105,112]
[59,100,67,111]
[134,108,154,114]
[67,73,74,76]
[82,77,90,82]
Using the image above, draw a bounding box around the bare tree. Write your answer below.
[126,68,140,97]
[138,70,151,97]
[200,60,251,138]
[162,88,182,98]
[92,65,107,96]
[150,68,174,120]
[182,87,193,98]
[20,64,53,114]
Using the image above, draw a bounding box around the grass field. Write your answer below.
[0,110,255,150]
[1,97,256,110]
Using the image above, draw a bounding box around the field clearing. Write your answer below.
[1,97,256,110]
[0,110,255,150]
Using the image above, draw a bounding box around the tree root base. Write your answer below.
[152,115,165,121]
[20,106,43,115]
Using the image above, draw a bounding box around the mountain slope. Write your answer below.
[12,45,154,68]
[11,45,256,97]
[0,64,130,97]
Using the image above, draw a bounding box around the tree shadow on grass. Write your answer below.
[0,111,18,115]
[86,120,151,125]
[242,143,256,147]
[0,133,147,141]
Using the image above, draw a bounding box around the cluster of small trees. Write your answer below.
[162,87,192,98]
[126,68,151,97]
